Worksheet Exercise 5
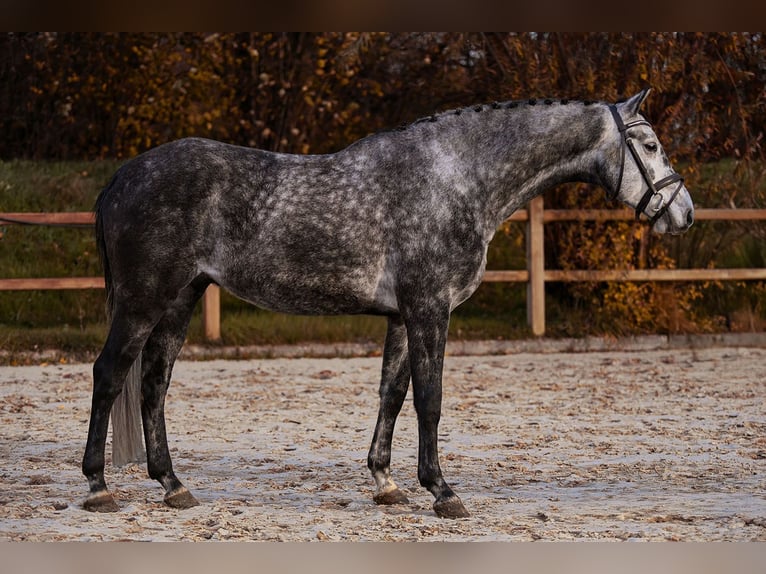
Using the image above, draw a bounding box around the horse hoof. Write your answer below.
[373,488,410,506]
[83,491,119,513]
[433,496,470,519]
[164,486,199,509]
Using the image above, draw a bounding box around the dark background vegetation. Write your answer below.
[1,32,764,351]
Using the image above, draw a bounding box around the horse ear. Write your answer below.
[618,88,651,117]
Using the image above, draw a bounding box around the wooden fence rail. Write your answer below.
[2,202,766,338]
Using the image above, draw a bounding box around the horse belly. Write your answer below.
[207,253,396,316]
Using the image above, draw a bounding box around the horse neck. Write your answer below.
[449,102,612,233]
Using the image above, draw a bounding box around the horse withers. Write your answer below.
[82,89,693,518]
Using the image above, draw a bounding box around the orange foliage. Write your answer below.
[2,33,763,163]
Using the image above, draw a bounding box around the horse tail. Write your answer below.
[111,357,145,466]
[95,176,146,467]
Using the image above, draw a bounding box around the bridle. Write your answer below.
[608,104,684,225]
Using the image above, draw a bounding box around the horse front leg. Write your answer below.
[367,315,411,506]
[403,301,470,519]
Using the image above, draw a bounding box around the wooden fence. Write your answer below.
[3,200,766,338]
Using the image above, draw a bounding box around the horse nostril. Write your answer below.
[686,209,694,227]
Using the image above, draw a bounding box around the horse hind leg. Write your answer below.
[367,315,411,506]
[140,277,210,509]
[82,308,159,512]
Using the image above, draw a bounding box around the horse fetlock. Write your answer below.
[433,495,470,519]
[83,490,119,513]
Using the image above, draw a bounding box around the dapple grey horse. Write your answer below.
[82,89,693,518]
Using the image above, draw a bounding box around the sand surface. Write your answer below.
[1,346,765,541]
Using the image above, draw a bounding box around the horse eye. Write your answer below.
[644,142,658,153]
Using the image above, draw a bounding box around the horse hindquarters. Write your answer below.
[84,181,209,510]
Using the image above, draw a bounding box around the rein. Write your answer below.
[608,104,684,225]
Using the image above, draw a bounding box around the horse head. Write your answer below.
[607,88,694,234]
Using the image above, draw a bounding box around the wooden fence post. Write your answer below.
[527,196,545,336]
[202,284,221,342]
